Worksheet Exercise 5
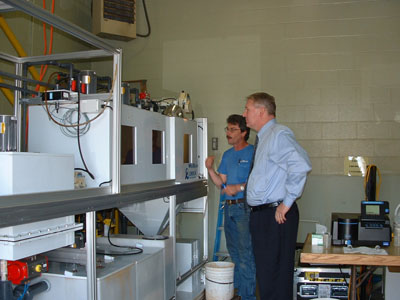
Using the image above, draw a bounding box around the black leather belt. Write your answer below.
[225,198,245,205]
[249,200,283,212]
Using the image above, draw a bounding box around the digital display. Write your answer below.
[365,204,380,215]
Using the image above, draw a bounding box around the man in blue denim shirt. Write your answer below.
[205,114,256,300]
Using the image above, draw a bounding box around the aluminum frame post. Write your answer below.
[86,211,97,300]
[169,195,177,297]
[14,63,22,152]
[112,50,122,194]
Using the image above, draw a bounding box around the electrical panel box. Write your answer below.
[92,0,136,40]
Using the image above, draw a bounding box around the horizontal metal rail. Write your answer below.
[0,180,208,228]
[176,259,207,286]
[1,0,117,54]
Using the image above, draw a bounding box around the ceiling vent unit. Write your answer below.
[92,0,136,40]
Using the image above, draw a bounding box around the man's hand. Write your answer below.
[222,184,237,196]
[275,203,290,224]
[205,156,215,170]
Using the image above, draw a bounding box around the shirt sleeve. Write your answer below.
[217,152,228,175]
[271,130,312,207]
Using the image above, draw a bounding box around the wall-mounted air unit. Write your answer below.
[92,0,136,40]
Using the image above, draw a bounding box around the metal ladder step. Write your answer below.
[215,251,230,258]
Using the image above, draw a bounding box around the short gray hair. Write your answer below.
[247,92,276,116]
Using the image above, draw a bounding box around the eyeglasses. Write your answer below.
[224,127,241,133]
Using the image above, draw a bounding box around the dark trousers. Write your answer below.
[249,202,299,300]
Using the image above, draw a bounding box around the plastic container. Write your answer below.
[394,225,400,247]
[323,232,332,249]
[205,261,234,300]
[0,115,17,152]
[393,204,400,247]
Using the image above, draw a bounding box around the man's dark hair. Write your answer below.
[227,114,250,141]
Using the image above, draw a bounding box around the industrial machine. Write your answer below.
[0,2,208,300]
[34,235,174,300]
[331,201,391,246]
[176,238,203,297]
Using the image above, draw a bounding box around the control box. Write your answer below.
[8,255,48,284]
[294,266,351,299]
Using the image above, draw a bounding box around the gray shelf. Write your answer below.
[0,180,208,228]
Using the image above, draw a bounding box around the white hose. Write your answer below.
[0,259,7,281]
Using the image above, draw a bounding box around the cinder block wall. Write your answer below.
[2,0,400,256]
[93,0,400,254]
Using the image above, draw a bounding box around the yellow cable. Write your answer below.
[0,15,41,81]
[0,76,14,105]
[114,209,119,234]
[0,15,41,104]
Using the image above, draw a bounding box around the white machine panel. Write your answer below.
[176,238,203,295]
[0,152,74,196]
[0,216,82,260]
[98,235,175,300]
[36,236,174,300]
[28,104,111,188]
[182,118,208,211]
[168,117,198,183]
[385,267,400,299]
[36,249,164,300]
[121,105,172,184]
[119,197,170,236]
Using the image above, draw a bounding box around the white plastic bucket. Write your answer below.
[205,261,234,300]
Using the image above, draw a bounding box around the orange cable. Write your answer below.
[36,0,55,91]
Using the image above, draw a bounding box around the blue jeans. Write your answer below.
[224,203,257,300]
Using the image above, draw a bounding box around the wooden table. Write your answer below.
[301,234,400,300]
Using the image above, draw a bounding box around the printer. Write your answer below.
[331,201,391,247]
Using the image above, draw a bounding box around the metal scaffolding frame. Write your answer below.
[0,1,208,299]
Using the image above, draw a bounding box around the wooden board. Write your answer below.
[301,234,400,267]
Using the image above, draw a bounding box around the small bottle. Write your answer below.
[394,216,400,247]
[323,232,331,249]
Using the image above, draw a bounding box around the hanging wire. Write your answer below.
[136,0,151,38]
[42,105,91,138]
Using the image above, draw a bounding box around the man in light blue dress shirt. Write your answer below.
[243,92,312,300]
